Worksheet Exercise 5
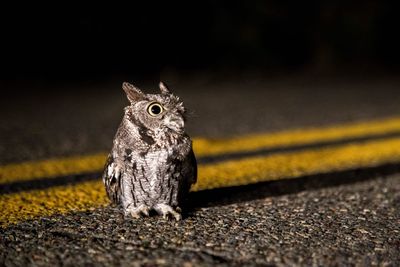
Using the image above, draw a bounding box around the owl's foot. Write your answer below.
[126,204,151,219]
[154,203,182,221]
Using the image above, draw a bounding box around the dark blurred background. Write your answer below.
[2,1,400,164]
[1,1,400,86]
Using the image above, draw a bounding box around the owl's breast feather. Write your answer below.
[144,149,171,188]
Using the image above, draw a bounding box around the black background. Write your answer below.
[1,1,400,85]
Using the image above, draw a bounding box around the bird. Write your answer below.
[102,81,197,220]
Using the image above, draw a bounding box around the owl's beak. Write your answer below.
[165,115,185,133]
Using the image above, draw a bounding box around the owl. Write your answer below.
[102,82,197,220]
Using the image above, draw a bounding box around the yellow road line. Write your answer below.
[0,153,107,184]
[193,116,400,156]
[2,137,400,227]
[2,116,400,185]
[192,137,400,191]
[0,180,107,227]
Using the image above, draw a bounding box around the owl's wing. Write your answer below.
[102,154,122,205]
[182,148,197,186]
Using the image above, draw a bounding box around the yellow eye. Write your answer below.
[147,102,164,116]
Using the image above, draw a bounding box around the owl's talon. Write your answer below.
[130,211,141,219]
[172,212,182,221]
[141,208,150,217]
[154,204,182,221]
[126,204,150,219]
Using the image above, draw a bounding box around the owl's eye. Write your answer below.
[147,102,164,116]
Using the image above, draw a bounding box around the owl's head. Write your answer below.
[122,82,187,134]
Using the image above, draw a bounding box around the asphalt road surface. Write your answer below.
[1,75,400,266]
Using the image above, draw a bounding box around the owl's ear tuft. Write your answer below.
[122,82,145,102]
[159,81,171,95]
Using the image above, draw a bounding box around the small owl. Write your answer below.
[102,82,197,220]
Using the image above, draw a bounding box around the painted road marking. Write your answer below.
[2,137,400,226]
[2,131,400,194]
[192,137,400,190]
[0,180,107,227]
[193,116,400,156]
[0,153,106,185]
[2,116,400,185]
[0,172,100,194]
